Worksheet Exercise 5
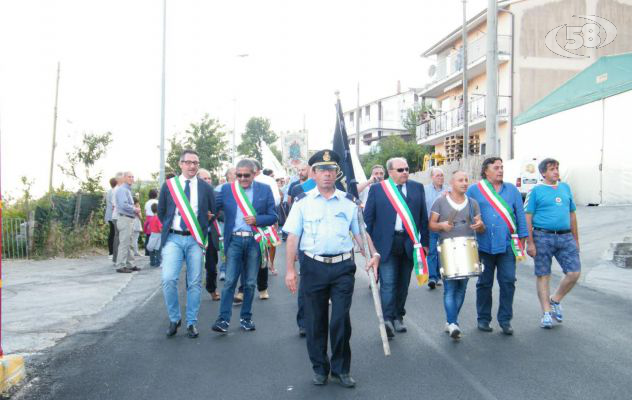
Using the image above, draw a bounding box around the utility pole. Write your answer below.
[48,62,60,192]
[485,0,499,156]
[462,0,469,159]
[355,82,360,157]
[159,0,167,185]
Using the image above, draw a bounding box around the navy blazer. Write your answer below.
[157,178,217,248]
[364,180,430,263]
[216,181,277,254]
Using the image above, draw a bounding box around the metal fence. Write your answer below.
[2,218,29,259]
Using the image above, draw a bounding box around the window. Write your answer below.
[365,106,370,121]
[349,111,354,124]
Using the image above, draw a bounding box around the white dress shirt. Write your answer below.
[394,182,407,231]
[171,175,199,231]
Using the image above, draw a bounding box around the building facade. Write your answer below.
[416,0,632,162]
[343,88,419,155]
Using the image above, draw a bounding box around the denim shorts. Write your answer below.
[533,230,581,276]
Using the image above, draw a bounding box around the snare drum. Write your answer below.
[438,237,484,280]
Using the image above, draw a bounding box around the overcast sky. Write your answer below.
[0,0,488,198]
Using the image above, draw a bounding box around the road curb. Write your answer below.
[0,354,26,393]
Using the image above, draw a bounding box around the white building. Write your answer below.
[343,88,419,155]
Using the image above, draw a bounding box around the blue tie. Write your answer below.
[180,179,191,231]
[397,184,406,200]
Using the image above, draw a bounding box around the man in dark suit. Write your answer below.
[158,149,216,339]
[364,157,430,338]
[212,158,277,333]
[197,168,221,301]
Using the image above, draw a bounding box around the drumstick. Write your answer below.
[447,210,458,225]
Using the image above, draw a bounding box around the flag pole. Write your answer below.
[335,92,390,356]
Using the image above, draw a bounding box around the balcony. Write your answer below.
[418,34,511,98]
[347,119,407,136]
[416,95,510,145]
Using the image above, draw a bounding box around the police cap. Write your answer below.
[308,149,340,170]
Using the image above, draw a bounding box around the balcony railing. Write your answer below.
[416,95,510,141]
[347,119,406,134]
[430,34,511,84]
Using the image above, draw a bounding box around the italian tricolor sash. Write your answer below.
[166,177,207,249]
[212,219,225,260]
[231,182,281,253]
[380,178,429,286]
[477,179,525,259]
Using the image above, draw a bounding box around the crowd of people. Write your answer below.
[103,149,581,389]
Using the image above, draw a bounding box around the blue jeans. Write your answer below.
[161,234,203,326]
[379,240,414,322]
[477,248,516,325]
[443,278,468,324]
[218,236,261,322]
[428,232,441,281]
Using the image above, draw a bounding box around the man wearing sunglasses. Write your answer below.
[364,157,430,338]
[212,158,277,334]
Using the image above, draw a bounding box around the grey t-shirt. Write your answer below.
[430,195,481,242]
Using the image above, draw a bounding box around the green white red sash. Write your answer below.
[477,179,525,258]
[212,219,225,260]
[231,182,280,250]
[380,178,429,286]
[166,177,207,249]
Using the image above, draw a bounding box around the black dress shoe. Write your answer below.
[187,324,199,338]
[298,327,306,337]
[331,373,356,388]
[312,373,328,386]
[166,320,181,337]
[477,321,493,332]
[428,280,437,289]
[500,324,514,335]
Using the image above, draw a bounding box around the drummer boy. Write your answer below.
[429,170,485,339]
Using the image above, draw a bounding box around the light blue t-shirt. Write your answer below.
[283,189,359,255]
[524,182,576,231]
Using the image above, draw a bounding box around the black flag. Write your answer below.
[333,98,359,198]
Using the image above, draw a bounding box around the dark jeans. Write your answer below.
[107,221,115,255]
[379,234,414,322]
[428,232,441,281]
[205,242,219,293]
[149,250,162,267]
[296,251,305,329]
[302,255,355,376]
[238,258,267,293]
[477,248,517,325]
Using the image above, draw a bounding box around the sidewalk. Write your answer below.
[2,255,160,356]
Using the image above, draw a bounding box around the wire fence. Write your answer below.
[2,218,29,260]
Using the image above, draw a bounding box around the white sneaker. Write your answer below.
[448,323,462,339]
[444,323,450,333]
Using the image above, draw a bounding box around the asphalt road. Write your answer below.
[19,244,632,400]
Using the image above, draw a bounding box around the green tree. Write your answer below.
[359,136,431,176]
[269,145,283,163]
[166,114,229,178]
[59,131,113,193]
[402,102,435,136]
[237,117,278,164]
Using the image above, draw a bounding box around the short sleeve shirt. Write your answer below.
[431,196,481,242]
[283,189,359,255]
[524,182,576,231]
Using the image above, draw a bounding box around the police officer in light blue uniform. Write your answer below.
[284,149,379,389]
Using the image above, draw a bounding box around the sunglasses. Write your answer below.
[236,173,251,179]
[394,167,409,173]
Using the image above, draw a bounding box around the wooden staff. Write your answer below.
[354,200,391,357]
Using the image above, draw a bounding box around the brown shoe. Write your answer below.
[116,267,132,273]
[211,291,220,301]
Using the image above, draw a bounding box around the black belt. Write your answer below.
[169,229,191,236]
[534,227,571,235]
[394,230,407,236]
